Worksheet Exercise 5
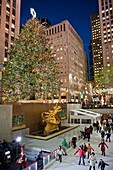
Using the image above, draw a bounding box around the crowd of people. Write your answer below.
[56,119,112,170]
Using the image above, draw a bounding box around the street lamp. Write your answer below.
[16,136,22,156]
[16,136,22,143]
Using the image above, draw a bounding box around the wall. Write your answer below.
[13,102,67,133]
[0,105,12,141]
[67,103,81,123]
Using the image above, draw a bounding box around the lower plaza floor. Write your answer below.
[46,129,113,170]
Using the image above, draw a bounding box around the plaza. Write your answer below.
[45,129,113,170]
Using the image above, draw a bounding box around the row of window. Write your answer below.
[101,0,112,6]
[102,9,113,17]
[7,0,16,8]
[47,24,65,35]
[6,23,15,32]
[6,15,15,24]
[6,6,15,16]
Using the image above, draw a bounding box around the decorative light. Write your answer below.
[16,136,22,142]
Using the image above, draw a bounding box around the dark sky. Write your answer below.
[20,0,98,57]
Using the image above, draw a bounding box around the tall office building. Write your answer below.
[98,0,113,67]
[46,20,87,102]
[0,0,21,64]
[88,40,94,81]
[38,18,51,28]
[90,12,103,79]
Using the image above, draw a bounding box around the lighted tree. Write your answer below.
[2,18,61,103]
[94,66,113,88]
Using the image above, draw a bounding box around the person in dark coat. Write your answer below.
[98,140,108,156]
[71,136,77,148]
[105,131,111,142]
[90,125,93,134]
[82,143,87,153]
[101,130,105,140]
[98,159,109,170]
[86,128,91,142]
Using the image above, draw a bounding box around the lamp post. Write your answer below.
[16,136,22,156]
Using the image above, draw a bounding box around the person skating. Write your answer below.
[71,136,77,148]
[57,145,64,163]
[82,143,87,153]
[101,130,105,141]
[98,159,109,170]
[62,138,68,155]
[105,131,111,142]
[98,140,108,156]
[74,146,85,165]
[88,152,97,170]
[87,143,94,159]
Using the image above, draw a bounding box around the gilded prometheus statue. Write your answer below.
[41,105,62,134]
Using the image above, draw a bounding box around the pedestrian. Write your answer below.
[105,131,111,142]
[74,146,85,165]
[16,154,27,170]
[57,145,64,163]
[86,128,91,142]
[82,143,87,153]
[88,152,97,170]
[98,140,108,156]
[62,138,68,155]
[87,143,94,159]
[36,151,43,170]
[101,130,105,141]
[98,159,109,170]
[90,125,93,134]
[71,136,77,148]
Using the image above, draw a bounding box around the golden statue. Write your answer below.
[41,105,62,134]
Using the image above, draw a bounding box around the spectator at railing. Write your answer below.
[62,138,68,156]
[57,145,65,163]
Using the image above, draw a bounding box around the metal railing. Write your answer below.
[43,148,57,168]
[23,162,37,170]
[23,124,88,170]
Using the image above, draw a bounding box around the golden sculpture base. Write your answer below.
[25,125,79,140]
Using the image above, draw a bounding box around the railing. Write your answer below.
[82,103,113,109]
[23,124,88,170]
[23,161,37,170]
[43,148,57,168]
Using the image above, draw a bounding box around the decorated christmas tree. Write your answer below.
[2,18,61,103]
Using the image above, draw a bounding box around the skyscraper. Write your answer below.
[98,0,113,67]
[90,12,103,78]
[46,20,87,102]
[88,40,94,81]
[0,0,21,64]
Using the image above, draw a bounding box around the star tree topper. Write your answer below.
[30,8,36,18]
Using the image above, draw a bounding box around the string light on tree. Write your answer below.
[2,16,61,103]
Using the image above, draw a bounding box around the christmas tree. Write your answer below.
[2,18,61,103]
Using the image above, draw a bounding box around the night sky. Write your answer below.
[20,0,98,57]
